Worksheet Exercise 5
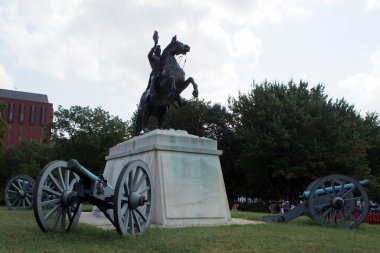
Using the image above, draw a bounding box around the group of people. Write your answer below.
[269,200,294,214]
[269,199,380,214]
[369,200,380,212]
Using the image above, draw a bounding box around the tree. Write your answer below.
[165,99,232,139]
[0,140,52,188]
[50,105,129,174]
[361,113,380,199]
[229,80,372,200]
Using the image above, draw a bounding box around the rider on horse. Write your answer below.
[138,31,198,133]
[146,30,161,102]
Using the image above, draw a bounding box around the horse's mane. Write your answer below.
[160,36,177,67]
[160,43,173,67]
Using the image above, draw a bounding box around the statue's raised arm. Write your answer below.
[146,30,161,100]
[153,30,158,45]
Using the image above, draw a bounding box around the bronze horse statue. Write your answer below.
[137,36,199,133]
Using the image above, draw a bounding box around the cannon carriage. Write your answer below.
[263,174,369,228]
[33,159,153,236]
[3,175,35,210]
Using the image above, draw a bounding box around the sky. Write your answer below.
[0,0,380,121]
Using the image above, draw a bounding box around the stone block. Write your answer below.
[103,129,231,226]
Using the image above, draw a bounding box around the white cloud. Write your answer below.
[366,0,380,10]
[0,0,312,119]
[339,49,380,114]
[0,64,14,89]
[319,0,344,4]
[0,0,308,79]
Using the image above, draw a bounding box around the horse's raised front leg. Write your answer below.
[185,77,198,98]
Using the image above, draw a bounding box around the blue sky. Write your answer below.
[0,0,380,121]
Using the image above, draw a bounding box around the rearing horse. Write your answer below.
[137,36,199,133]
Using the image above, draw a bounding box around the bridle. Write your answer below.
[176,54,187,68]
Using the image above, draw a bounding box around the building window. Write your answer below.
[30,105,36,124]
[8,102,14,122]
[40,105,46,125]
[19,104,25,123]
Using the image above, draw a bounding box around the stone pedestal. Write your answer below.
[103,129,231,226]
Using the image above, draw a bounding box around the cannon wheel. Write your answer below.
[308,174,369,228]
[4,175,35,210]
[33,160,83,232]
[303,177,325,219]
[114,160,153,236]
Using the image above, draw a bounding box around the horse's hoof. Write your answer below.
[192,90,199,98]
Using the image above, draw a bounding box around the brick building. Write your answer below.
[0,89,53,149]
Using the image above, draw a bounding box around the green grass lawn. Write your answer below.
[0,206,379,253]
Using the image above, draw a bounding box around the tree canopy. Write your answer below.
[127,82,380,201]
[1,81,379,203]
[0,140,52,189]
[50,105,128,174]
[228,80,379,200]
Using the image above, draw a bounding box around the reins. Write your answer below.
[176,54,187,68]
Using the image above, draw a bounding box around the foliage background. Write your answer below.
[1,80,380,204]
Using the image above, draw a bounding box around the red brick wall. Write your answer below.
[0,98,53,149]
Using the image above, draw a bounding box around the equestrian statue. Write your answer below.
[137,30,199,133]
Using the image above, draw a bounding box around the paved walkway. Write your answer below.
[79,212,115,230]
[79,212,264,230]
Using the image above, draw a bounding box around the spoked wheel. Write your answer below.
[303,177,325,218]
[308,174,369,228]
[4,175,35,210]
[114,160,153,236]
[33,160,83,232]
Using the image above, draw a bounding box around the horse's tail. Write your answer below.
[134,108,142,136]
[133,90,148,135]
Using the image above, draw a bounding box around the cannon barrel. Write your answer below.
[67,159,114,190]
[302,179,369,199]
